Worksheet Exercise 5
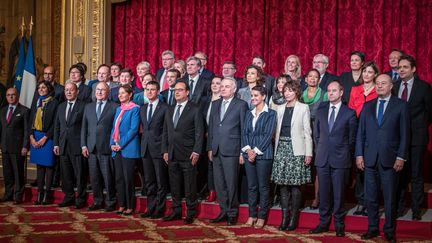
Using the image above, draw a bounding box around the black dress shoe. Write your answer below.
[184,216,194,224]
[104,206,116,212]
[309,225,329,234]
[75,202,87,209]
[140,211,153,218]
[162,213,182,221]
[13,200,22,205]
[151,211,165,219]
[361,230,379,240]
[227,217,237,226]
[384,233,396,243]
[0,197,13,203]
[209,213,227,223]
[335,228,345,237]
[412,211,422,221]
[58,201,75,207]
[353,205,367,216]
[88,204,102,211]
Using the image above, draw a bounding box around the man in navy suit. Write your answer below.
[310,81,357,237]
[385,49,404,83]
[356,74,409,243]
[180,56,211,105]
[393,55,432,220]
[139,81,169,219]
[195,51,215,80]
[156,50,176,91]
[312,54,338,90]
[161,69,180,106]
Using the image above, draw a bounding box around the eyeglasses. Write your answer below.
[44,73,54,75]
[96,88,108,92]
[222,67,235,70]
[162,58,174,61]
[174,88,186,92]
[312,61,327,64]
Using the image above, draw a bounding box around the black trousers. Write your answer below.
[2,152,25,200]
[88,152,116,207]
[60,144,88,204]
[142,152,168,214]
[114,154,136,210]
[168,159,197,217]
[37,165,54,194]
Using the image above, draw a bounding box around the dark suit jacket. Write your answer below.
[314,102,357,168]
[81,101,118,155]
[263,74,275,98]
[29,98,59,139]
[207,97,249,156]
[0,104,30,153]
[77,83,92,103]
[355,96,410,167]
[140,102,169,158]
[162,102,204,161]
[319,72,339,90]
[200,68,215,80]
[241,108,277,160]
[54,100,86,155]
[393,77,432,146]
[161,88,176,106]
[180,75,211,104]
[31,82,65,109]
[339,72,360,104]
[156,68,165,83]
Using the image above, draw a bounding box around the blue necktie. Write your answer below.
[377,100,386,126]
[168,89,173,105]
[328,106,336,132]
[148,103,153,123]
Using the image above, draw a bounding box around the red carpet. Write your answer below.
[0,187,429,242]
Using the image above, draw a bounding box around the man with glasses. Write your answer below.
[156,50,176,91]
[81,82,118,212]
[312,54,338,90]
[222,61,244,90]
[194,51,214,80]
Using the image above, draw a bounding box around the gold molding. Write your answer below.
[60,0,66,84]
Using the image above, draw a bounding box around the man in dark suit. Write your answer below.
[222,61,244,90]
[393,55,432,220]
[312,54,338,90]
[180,56,210,105]
[139,81,169,219]
[160,69,180,106]
[385,49,404,83]
[309,81,357,237]
[195,51,215,80]
[156,50,176,91]
[89,64,119,101]
[54,82,88,209]
[81,82,118,212]
[69,64,92,103]
[207,77,249,225]
[252,55,275,98]
[161,80,204,224]
[0,88,29,204]
[356,74,409,243]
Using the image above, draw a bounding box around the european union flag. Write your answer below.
[14,36,26,92]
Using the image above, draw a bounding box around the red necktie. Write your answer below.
[162,70,170,91]
[401,82,408,101]
[6,106,13,124]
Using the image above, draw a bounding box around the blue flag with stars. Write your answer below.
[14,36,26,92]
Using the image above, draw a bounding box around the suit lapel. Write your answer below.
[322,103,330,134]
[97,102,107,122]
[408,78,419,103]
[380,96,395,126]
[221,98,235,122]
[331,104,345,133]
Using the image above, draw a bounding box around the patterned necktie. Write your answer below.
[328,106,336,132]
[6,106,13,124]
[96,101,102,121]
[377,100,386,126]
[401,82,408,101]
[173,105,182,128]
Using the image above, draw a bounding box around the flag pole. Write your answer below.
[29,16,33,36]
[20,16,25,37]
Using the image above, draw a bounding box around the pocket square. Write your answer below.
[15,114,22,117]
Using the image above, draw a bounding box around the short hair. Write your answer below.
[186,56,202,67]
[120,68,134,77]
[76,62,87,74]
[313,54,329,64]
[97,64,110,73]
[350,51,366,63]
[69,64,86,82]
[167,68,181,79]
[137,61,150,69]
[146,80,160,91]
[399,54,416,68]
[65,81,78,90]
[223,61,236,69]
[327,80,344,91]
[119,84,134,95]
[194,51,208,59]
[143,73,157,82]
[37,80,54,95]
[360,61,380,84]
[96,81,110,93]
[253,55,265,63]
[244,64,264,86]
[110,62,123,69]
[390,48,404,56]
[161,50,175,58]
[283,80,302,99]
[251,85,267,97]
[221,77,237,90]
[175,80,190,91]
[306,68,321,79]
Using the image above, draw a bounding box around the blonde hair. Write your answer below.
[284,55,302,79]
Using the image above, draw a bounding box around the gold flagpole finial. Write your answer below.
[20,16,25,37]
[29,16,34,36]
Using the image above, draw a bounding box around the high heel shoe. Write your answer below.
[254,219,265,229]
[116,207,125,215]
[245,217,257,226]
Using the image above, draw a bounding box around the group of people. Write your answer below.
[1,49,431,243]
